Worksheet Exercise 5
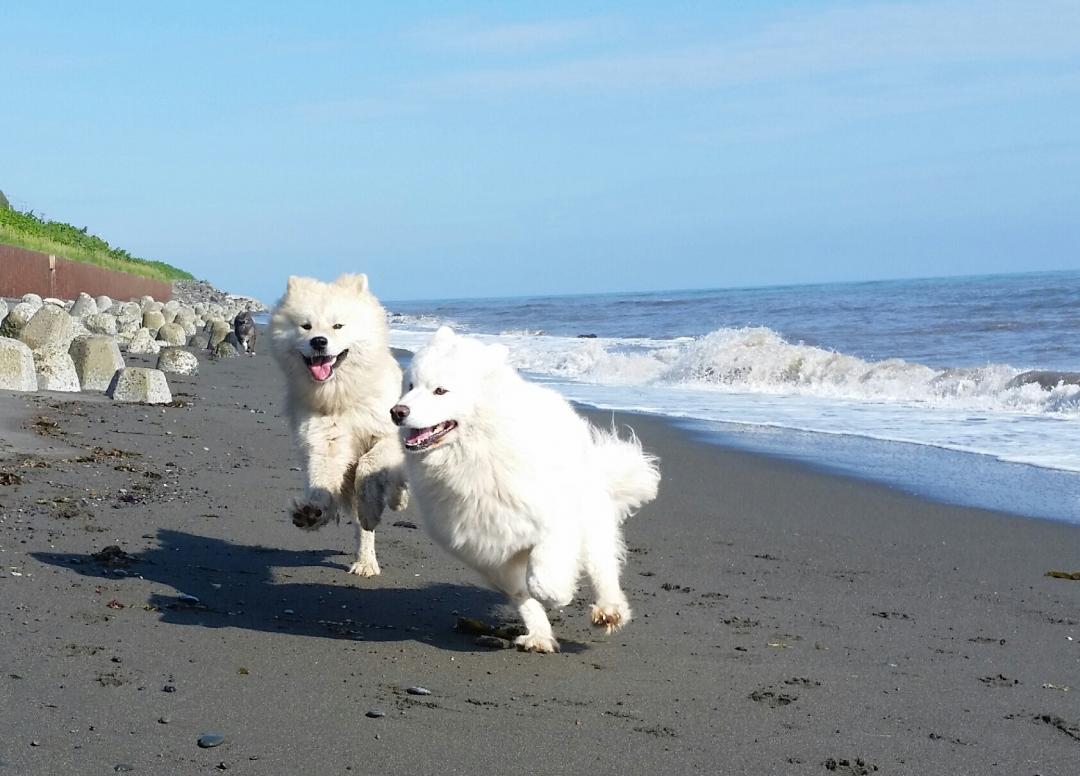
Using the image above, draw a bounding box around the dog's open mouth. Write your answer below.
[403,421,458,452]
[303,350,349,382]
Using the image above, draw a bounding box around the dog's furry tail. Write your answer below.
[592,426,660,521]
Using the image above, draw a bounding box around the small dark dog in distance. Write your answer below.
[233,311,257,355]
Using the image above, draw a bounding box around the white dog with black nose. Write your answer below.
[392,326,660,653]
[269,274,408,579]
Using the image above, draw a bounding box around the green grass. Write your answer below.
[0,206,193,282]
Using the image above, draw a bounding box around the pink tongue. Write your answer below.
[308,361,333,381]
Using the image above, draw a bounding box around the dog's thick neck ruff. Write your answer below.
[303,349,349,382]
[403,420,457,452]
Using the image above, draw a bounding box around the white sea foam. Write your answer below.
[480,326,1080,415]
[387,312,453,331]
[499,328,547,337]
[389,324,1080,473]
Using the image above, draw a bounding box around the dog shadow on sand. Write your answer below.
[33,529,589,653]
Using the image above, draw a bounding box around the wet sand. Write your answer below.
[1,346,1078,775]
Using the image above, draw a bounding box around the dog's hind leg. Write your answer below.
[349,520,380,577]
[484,553,559,654]
[347,469,386,577]
[346,437,405,577]
[526,535,577,609]
[582,510,632,634]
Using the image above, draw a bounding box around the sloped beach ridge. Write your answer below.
[1,342,1077,774]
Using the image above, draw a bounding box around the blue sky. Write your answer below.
[3,1,1079,303]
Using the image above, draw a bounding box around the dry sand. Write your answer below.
[1,345,1078,775]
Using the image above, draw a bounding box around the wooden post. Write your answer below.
[48,254,57,299]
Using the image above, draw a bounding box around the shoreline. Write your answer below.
[666,414,1080,526]
[1,346,1078,774]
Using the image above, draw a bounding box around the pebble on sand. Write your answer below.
[198,732,226,748]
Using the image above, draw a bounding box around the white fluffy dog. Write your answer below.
[391,327,660,652]
[270,274,408,577]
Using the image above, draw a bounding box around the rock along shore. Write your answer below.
[1,279,265,404]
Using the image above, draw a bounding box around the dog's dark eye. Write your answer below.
[408,383,414,391]
[301,323,312,331]
[434,387,448,396]
[333,323,343,330]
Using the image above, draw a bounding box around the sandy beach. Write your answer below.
[1,344,1077,775]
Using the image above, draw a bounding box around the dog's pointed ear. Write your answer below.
[286,275,301,294]
[432,326,456,344]
[334,273,369,295]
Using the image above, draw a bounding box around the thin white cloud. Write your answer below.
[418,0,1080,96]
[405,16,604,56]
[304,1,1080,128]
[685,69,1080,147]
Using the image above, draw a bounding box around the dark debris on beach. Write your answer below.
[1,343,1078,775]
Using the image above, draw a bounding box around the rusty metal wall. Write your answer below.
[0,245,52,298]
[0,244,172,302]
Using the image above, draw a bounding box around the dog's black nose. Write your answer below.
[390,404,410,425]
[310,336,328,351]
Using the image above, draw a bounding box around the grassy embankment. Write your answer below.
[0,206,192,282]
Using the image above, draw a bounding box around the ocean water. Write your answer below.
[385,271,1080,523]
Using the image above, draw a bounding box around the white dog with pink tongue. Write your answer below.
[392,326,660,653]
[269,274,408,579]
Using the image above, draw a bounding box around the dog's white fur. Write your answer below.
[269,274,407,577]
[394,327,660,652]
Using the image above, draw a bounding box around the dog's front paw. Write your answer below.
[291,502,327,530]
[347,557,381,577]
[290,493,333,531]
[514,633,560,654]
[590,602,631,634]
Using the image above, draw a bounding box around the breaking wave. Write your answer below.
[474,326,1080,416]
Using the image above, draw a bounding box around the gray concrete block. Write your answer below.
[207,319,231,348]
[69,292,98,318]
[0,337,38,391]
[107,367,172,404]
[127,328,162,355]
[142,310,166,335]
[19,305,75,352]
[33,347,81,392]
[1,302,39,339]
[210,339,239,360]
[157,347,199,376]
[156,322,187,346]
[70,335,125,391]
[85,312,119,336]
